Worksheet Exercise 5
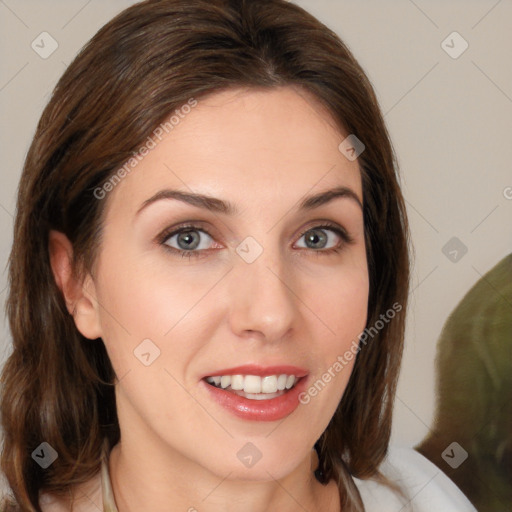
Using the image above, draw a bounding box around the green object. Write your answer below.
[416,253,512,511]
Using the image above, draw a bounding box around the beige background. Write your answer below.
[0,0,510,475]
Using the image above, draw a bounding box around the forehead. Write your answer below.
[104,86,362,220]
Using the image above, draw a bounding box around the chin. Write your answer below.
[200,442,308,483]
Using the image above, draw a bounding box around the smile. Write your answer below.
[204,374,299,400]
[201,365,309,421]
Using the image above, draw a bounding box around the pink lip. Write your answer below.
[202,364,309,378]
[201,366,310,422]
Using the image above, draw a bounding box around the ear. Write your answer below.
[48,230,103,340]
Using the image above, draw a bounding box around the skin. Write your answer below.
[49,86,369,512]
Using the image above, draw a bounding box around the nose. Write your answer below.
[227,248,297,342]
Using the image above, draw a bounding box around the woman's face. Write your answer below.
[83,86,368,481]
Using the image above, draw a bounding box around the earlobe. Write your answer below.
[48,230,103,340]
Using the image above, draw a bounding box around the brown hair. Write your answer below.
[0,0,410,510]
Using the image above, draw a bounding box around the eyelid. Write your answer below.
[294,220,354,246]
[156,221,219,246]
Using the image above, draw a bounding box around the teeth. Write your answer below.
[231,374,244,390]
[285,375,295,390]
[205,374,299,394]
[244,375,261,393]
[261,375,277,393]
[244,392,282,400]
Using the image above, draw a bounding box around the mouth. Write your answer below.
[200,365,309,421]
[203,373,301,401]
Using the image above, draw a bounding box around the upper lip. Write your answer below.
[203,364,309,378]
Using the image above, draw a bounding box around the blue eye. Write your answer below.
[158,222,354,259]
[296,226,345,251]
[162,227,214,258]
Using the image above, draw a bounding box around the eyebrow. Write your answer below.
[135,185,363,217]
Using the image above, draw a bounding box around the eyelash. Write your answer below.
[157,222,355,260]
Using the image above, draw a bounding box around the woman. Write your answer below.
[0,0,476,510]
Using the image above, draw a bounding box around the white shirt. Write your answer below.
[354,446,477,511]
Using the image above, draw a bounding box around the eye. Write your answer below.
[160,225,216,258]
[157,221,354,259]
[294,223,354,254]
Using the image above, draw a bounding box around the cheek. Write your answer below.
[93,247,228,373]
[309,252,369,344]
[94,237,369,380]
[301,255,369,401]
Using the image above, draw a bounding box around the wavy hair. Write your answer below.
[0,0,411,510]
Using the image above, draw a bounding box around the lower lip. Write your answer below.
[201,377,309,422]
